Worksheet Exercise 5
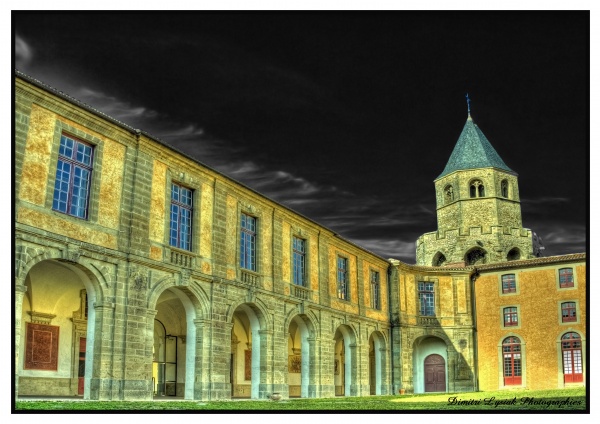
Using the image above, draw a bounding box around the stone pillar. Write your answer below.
[306,336,320,398]
[258,329,274,399]
[145,309,158,399]
[14,283,27,398]
[89,300,118,400]
[348,342,358,396]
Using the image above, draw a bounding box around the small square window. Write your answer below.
[502,274,516,293]
[559,268,574,288]
[561,302,577,323]
[503,307,518,327]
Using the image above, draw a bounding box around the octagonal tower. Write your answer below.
[416,107,534,267]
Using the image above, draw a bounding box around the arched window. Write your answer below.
[465,248,487,265]
[502,336,522,385]
[501,180,509,198]
[561,332,583,383]
[507,248,521,261]
[432,252,447,267]
[470,180,485,198]
[444,185,454,203]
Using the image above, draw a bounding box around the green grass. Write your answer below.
[15,387,587,412]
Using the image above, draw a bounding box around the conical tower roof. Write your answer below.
[437,116,513,179]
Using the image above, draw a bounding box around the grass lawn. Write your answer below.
[14,387,587,412]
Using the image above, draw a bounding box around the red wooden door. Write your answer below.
[78,337,86,395]
[424,354,445,392]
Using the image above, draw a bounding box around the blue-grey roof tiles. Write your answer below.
[437,116,514,179]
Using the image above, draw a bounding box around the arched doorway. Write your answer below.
[413,336,447,393]
[17,259,99,398]
[424,354,446,392]
[151,287,198,399]
[231,304,264,399]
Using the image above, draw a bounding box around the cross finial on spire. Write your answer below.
[466,93,471,117]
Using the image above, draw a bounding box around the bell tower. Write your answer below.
[416,96,534,266]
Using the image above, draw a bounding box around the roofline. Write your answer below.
[475,253,587,272]
[434,166,519,182]
[15,69,393,263]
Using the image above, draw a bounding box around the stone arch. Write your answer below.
[443,184,454,203]
[286,313,318,398]
[229,300,270,399]
[432,251,447,267]
[148,283,208,400]
[464,247,487,265]
[333,324,358,396]
[469,178,485,198]
[412,335,449,393]
[507,247,521,261]
[501,179,509,198]
[368,330,387,395]
[17,258,106,399]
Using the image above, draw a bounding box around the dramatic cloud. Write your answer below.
[14,35,33,69]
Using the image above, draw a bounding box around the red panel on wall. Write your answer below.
[24,322,59,370]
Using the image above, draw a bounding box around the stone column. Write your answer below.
[14,283,27,398]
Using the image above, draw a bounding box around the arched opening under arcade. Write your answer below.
[231,303,266,399]
[151,287,199,399]
[368,331,386,395]
[333,324,357,396]
[17,259,100,399]
[287,314,314,398]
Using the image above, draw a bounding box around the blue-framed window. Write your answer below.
[337,257,349,300]
[241,213,257,271]
[169,183,193,251]
[418,282,435,316]
[52,134,93,219]
[292,237,306,286]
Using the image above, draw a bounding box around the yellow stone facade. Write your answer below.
[474,257,586,391]
[14,71,586,401]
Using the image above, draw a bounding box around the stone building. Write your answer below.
[13,70,586,400]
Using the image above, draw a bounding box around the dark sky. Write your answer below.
[13,11,589,263]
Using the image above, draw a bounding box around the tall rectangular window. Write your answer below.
[52,134,93,219]
[292,237,306,286]
[240,213,257,271]
[418,282,435,316]
[169,183,193,250]
[501,274,516,293]
[337,257,349,300]
[503,307,518,327]
[561,302,577,322]
[559,268,574,288]
[371,270,381,310]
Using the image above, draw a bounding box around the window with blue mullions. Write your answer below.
[337,257,349,300]
[52,134,93,219]
[418,282,435,316]
[241,214,257,271]
[169,183,193,250]
[293,237,306,286]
